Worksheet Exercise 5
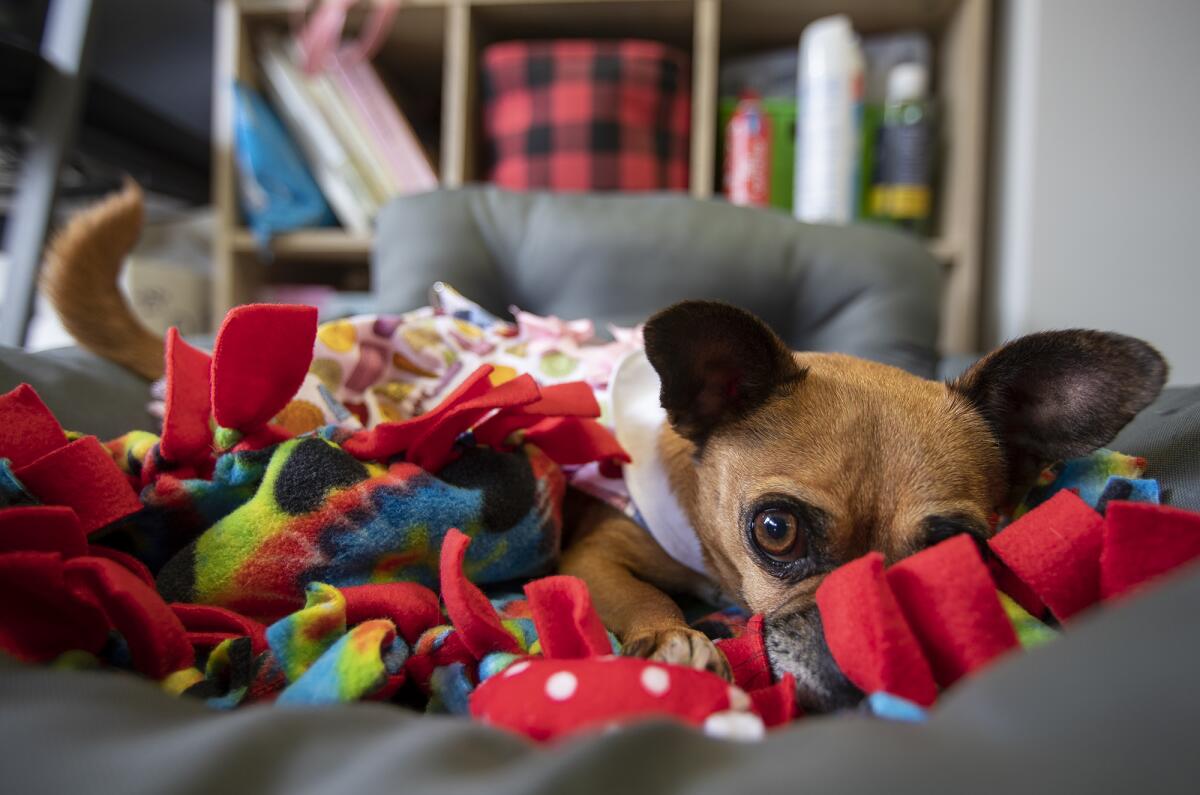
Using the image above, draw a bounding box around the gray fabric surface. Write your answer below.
[0,343,155,438]
[374,188,943,378]
[1112,386,1200,511]
[3,561,1199,794]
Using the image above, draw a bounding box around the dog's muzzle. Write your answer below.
[763,606,863,713]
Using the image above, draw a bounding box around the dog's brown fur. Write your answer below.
[563,294,1166,709]
[47,184,1169,711]
[42,179,165,381]
[561,352,1003,682]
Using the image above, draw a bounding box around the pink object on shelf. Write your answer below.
[296,0,437,195]
[327,52,438,194]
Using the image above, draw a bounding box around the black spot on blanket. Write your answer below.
[156,538,197,603]
[439,447,535,533]
[182,637,258,700]
[274,438,369,515]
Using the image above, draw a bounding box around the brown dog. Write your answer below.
[561,301,1166,711]
[45,186,1168,712]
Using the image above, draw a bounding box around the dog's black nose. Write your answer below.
[763,606,863,713]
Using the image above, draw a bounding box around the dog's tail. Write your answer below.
[41,179,166,381]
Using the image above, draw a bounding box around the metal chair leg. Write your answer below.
[0,0,96,347]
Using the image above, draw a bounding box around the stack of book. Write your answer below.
[256,32,438,234]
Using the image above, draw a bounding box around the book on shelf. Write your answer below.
[253,32,438,236]
[256,33,377,233]
[325,51,438,195]
[305,63,397,206]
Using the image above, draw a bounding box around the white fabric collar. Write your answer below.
[611,350,709,576]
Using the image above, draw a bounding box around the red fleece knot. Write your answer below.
[160,328,214,466]
[1101,501,1200,600]
[817,496,1200,707]
[342,364,628,475]
[524,576,612,659]
[886,535,1018,688]
[343,366,497,462]
[439,529,520,658]
[210,304,318,434]
[716,614,774,692]
[989,490,1103,621]
[0,384,69,468]
[817,552,938,706]
[15,436,142,534]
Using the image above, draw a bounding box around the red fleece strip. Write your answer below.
[342,365,495,460]
[524,576,612,659]
[816,552,938,706]
[160,329,214,463]
[886,535,1018,688]
[64,557,194,679]
[988,490,1104,621]
[716,614,773,692]
[473,382,601,448]
[15,436,143,534]
[407,374,541,472]
[87,544,156,588]
[1101,501,1200,600]
[0,384,68,469]
[439,529,520,658]
[211,304,317,432]
[987,557,1048,619]
[0,506,87,558]
[342,582,442,645]
[171,603,268,655]
[523,381,601,417]
[229,424,294,453]
[750,673,798,727]
[0,551,110,662]
[521,417,631,468]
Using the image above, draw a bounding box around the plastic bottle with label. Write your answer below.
[873,62,933,233]
[725,93,772,208]
[793,15,864,225]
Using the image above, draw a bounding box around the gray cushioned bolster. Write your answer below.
[0,344,156,438]
[1112,385,1200,511]
[374,188,942,378]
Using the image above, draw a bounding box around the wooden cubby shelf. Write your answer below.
[231,229,373,260]
[214,0,990,352]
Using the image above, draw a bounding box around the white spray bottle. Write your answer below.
[794,15,864,225]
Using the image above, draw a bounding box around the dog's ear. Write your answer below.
[643,301,805,447]
[951,330,1167,497]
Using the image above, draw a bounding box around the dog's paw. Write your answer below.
[622,627,732,681]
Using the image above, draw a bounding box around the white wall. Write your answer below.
[988,0,1200,384]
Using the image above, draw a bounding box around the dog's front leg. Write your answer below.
[560,490,731,679]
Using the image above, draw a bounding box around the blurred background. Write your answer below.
[1,0,1197,382]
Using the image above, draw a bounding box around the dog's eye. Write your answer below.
[751,508,807,561]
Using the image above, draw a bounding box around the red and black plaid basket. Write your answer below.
[482,39,691,191]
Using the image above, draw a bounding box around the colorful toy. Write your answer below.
[446,528,789,741]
